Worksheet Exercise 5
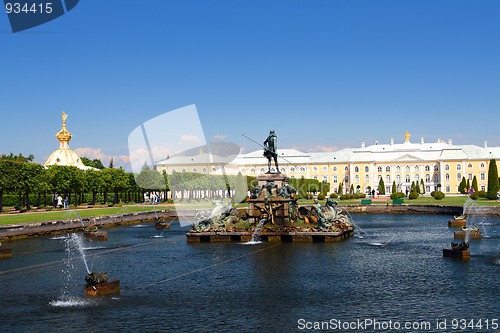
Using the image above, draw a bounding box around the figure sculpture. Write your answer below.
[263,130,279,173]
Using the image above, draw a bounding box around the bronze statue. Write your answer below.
[263,130,279,173]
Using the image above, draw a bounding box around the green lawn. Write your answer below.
[0,205,165,226]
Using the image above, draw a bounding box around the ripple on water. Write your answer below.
[49,297,96,308]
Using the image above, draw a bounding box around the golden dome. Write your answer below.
[56,112,72,144]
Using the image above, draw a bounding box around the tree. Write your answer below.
[378,178,385,195]
[420,179,425,194]
[349,184,354,194]
[298,177,307,199]
[233,172,247,203]
[487,159,499,199]
[415,180,420,194]
[458,177,467,194]
[392,181,397,194]
[338,182,343,195]
[81,157,105,170]
[466,178,470,192]
[472,175,478,192]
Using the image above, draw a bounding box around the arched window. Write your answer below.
[355,166,359,172]
[171,169,176,173]
[212,167,217,172]
[385,175,390,183]
[415,174,420,182]
[468,173,472,180]
[345,166,348,171]
[405,175,410,182]
[322,175,328,182]
[457,173,462,181]
[192,168,198,172]
[396,166,401,173]
[456,164,461,170]
[333,175,338,183]
[480,172,485,180]
[386,166,391,172]
[414,165,419,172]
[260,168,266,173]
[434,174,439,183]
[313,175,318,180]
[378,166,382,172]
[344,176,349,183]
[396,175,401,183]
[445,173,450,182]
[365,166,369,172]
[355,175,359,183]
[445,164,450,171]
[300,167,306,172]
[425,165,430,172]
[182,169,186,173]
[333,166,337,172]
[434,165,439,171]
[406,166,410,173]
[467,163,472,168]
[480,163,485,168]
[313,167,318,172]
[202,168,207,174]
[290,167,295,172]
[425,174,430,182]
[241,169,246,174]
[322,167,327,173]
[251,168,256,174]
[280,168,286,173]
[365,175,369,182]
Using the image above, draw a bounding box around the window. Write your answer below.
[333,166,337,172]
[467,163,472,168]
[192,168,198,172]
[171,169,176,173]
[322,175,328,182]
[212,167,217,172]
[446,185,450,193]
[456,164,461,171]
[260,168,265,173]
[355,166,359,172]
[378,166,382,172]
[365,166,369,172]
[425,165,430,172]
[457,173,462,181]
[406,166,410,173]
[434,174,439,183]
[344,176,349,183]
[182,169,186,173]
[386,166,391,172]
[333,175,338,184]
[241,169,246,174]
[290,167,295,172]
[405,175,410,182]
[365,175,369,182]
[313,175,318,180]
[322,167,327,173]
[445,173,450,182]
[445,164,450,171]
[386,175,390,183]
[313,167,318,172]
[468,173,472,180]
[481,185,486,191]
[396,175,401,183]
[480,163,485,168]
[355,175,359,183]
[415,166,419,172]
[251,168,255,174]
[301,167,306,172]
[415,174,420,182]
[280,168,286,173]
[425,174,430,182]
[202,168,207,174]
[396,166,401,173]
[480,172,485,181]
[434,165,439,172]
[345,166,348,171]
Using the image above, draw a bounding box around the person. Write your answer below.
[53,193,58,208]
[57,195,63,209]
[263,130,279,173]
[497,190,500,202]
[63,196,68,210]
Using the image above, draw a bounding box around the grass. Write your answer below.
[0,205,165,226]
[1,195,498,226]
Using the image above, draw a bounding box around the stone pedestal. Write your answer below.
[257,173,287,187]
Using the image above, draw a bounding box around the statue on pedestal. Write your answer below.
[263,130,279,173]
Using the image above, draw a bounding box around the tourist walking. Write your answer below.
[57,195,63,209]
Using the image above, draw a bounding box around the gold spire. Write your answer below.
[56,112,72,148]
[404,130,410,143]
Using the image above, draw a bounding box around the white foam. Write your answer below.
[49,297,95,308]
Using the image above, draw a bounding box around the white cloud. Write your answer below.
[75,147,132,170]
[178,134,201,144]
[291,145,338,153]
[214,135,226,140]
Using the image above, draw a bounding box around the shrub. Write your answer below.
[340,194,350,200]
[476,191,487,198]
[431,191,445,200]
[409,191,419,199]
[358,193,366,198]
[329,193,338,199]
[390,192,405,199]
[470,193,479,200]
[306,193,314,200]
[317,193,325,200]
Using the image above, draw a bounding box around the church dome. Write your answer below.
[44,112,91,170]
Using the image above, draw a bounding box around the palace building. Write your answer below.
[44,112,91,170]
[156,131,500,195]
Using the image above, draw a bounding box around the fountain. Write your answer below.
[443,241,470,259]
[448,198,476,227]
[186,131,354,243]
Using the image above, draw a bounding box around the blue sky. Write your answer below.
[1,0,499,169]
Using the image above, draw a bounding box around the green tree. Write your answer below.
[472,175,478,192]
[298,177,307,199]
[487,159,500,199]
[338,182,343,195]
[378,178,385,195]
[458,177,467,194]
[466,178,470,192]
[392,181,397,194]
[420,179,425,194]
[349,184,354,194]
